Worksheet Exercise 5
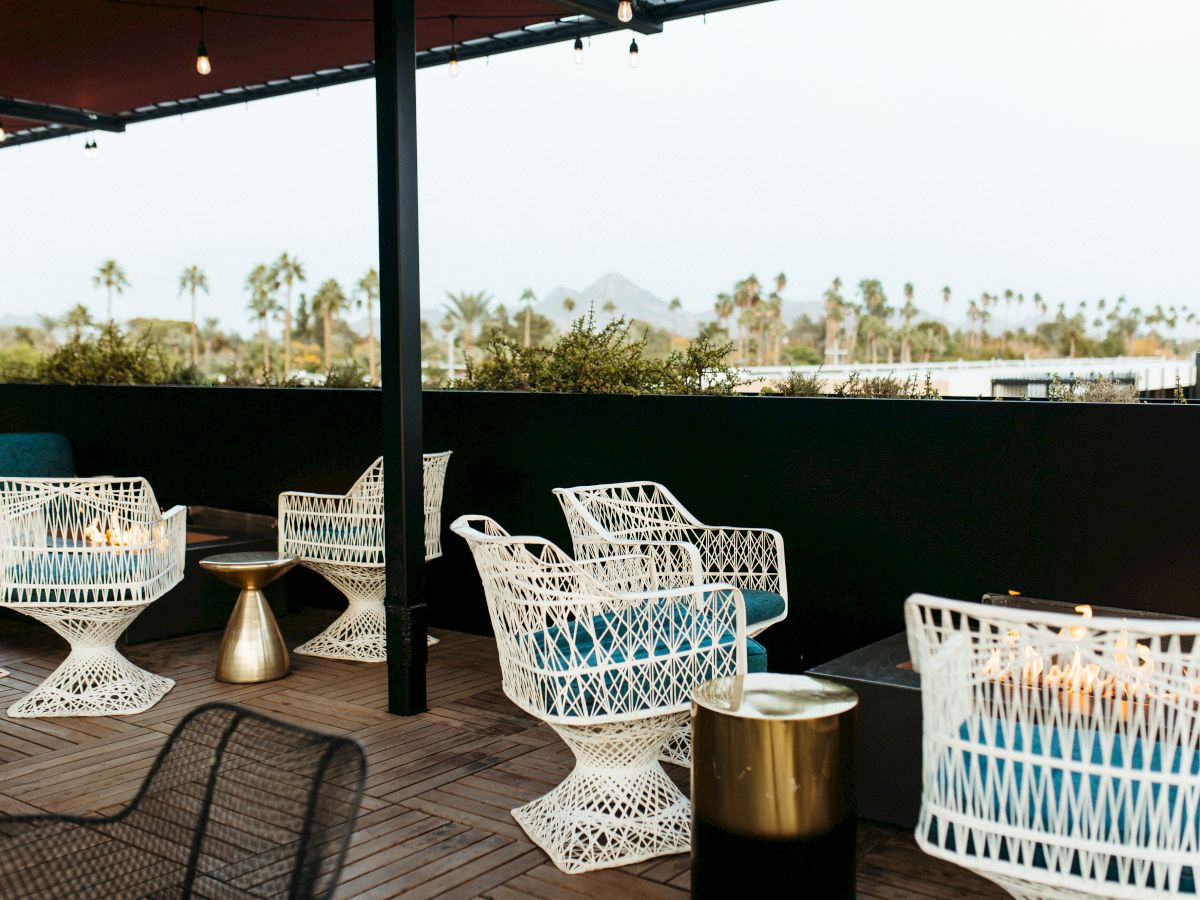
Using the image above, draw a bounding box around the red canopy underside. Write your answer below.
[1,0,567,132]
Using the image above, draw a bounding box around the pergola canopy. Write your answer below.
[0,0,766,147]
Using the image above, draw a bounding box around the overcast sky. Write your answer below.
[3,0,1200,335]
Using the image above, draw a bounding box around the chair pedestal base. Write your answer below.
[294,563,439,660]
[6,605,174,718]
[514,713,691,874]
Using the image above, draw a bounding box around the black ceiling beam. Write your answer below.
[544,0,663,34]
[0,97,126,132]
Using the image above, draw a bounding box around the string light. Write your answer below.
[573,36,583,64]
[617,0,634,23]
[195,7,211,75]
[84,139,99,159]
[629,37,639,68]
[448,14,459,77]
[0,119,6,143]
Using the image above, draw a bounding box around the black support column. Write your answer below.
[375,0,427,715]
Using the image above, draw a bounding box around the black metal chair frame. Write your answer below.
[0,702,367,899]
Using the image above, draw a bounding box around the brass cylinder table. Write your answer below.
[198,552,297,684]
[691,674,859,898]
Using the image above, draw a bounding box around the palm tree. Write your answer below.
[92,260,129,322]
[273,253,306,377]
[62,304,93,340]
[900,282,918,363]
[177,265,208,366]
[668,297,683,336]
[942,285,952,307]
[245,264,280,374]
[823,278,845,363]
[36,314,59,351]
[199,316,221,375]
[312,279,351,371]
[714,293,735,339]
[519,287,537,347]
[356,268,380,384]
[445,291,493,354]
[562,297,577,316]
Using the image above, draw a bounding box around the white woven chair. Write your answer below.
[906,593,1200,899]
[555,481,785,765]
[0,478,186,717]
[554,481,787,635]
[451,513,761,874]
[279,452,450,661]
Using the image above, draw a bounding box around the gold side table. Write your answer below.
[199,552,297,683]
[691,674,859,898]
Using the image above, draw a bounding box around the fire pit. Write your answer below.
[810,592,1194,827]
[123,507,281,644]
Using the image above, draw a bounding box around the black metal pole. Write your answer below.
[375,0,427,715]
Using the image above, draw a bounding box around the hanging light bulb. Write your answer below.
[573,36,583,64]
[83,139,98,160]
[448,14,459,77]
[0,118,6,143]
[629,37,639,68]
[195,7,211,75]
[617,0,634,23]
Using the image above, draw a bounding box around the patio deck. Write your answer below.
[0,608,1003,899]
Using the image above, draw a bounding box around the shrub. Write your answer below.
[1048,374,1139,403]
[832,371,941,399]
[762,370,825,396]
[324,361,371,388]
[456,313,741,395]
[38,323,174,385]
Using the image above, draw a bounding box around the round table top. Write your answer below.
[199,552,298,590]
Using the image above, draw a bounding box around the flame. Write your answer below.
[81,512,151,547]
[1008,589,1021,596]
[981,605,1162,704]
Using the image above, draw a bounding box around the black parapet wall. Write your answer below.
[2,383,1199,671]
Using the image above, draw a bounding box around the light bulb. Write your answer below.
[196,43,211,75]
[574,36,583,64]
[617,0,634,23]
[0,122,6,143]
[629,38,639,68]
[449,53,459,77]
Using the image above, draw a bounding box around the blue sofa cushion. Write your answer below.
[0,433,76,478]
[527,601,767,718]
[930,717,1200,892]
[10,549,143,587]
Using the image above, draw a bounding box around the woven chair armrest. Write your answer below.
[576,552,660,593]
[586,538,704,591]
[689,525,786,596]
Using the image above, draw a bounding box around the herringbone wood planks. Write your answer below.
[0,608,1003,898]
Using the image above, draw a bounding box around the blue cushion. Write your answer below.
[931,717,1200,891]
[737,588,786,626]
[702,589,784,626]
[0,433,76,478]
[7,549,143,596]
[527,598,767,718]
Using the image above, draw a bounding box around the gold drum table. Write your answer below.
[198,552,297,683]
[691,674,859,899]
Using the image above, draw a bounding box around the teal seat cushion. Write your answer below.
[929,717,1199,892]
[527,598,767,717]
[0,433,76,478]
[739,588,785,626]
[3,549,143,605]
[702,588,784,626]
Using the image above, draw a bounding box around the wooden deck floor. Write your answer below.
[0,608,1005,899]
